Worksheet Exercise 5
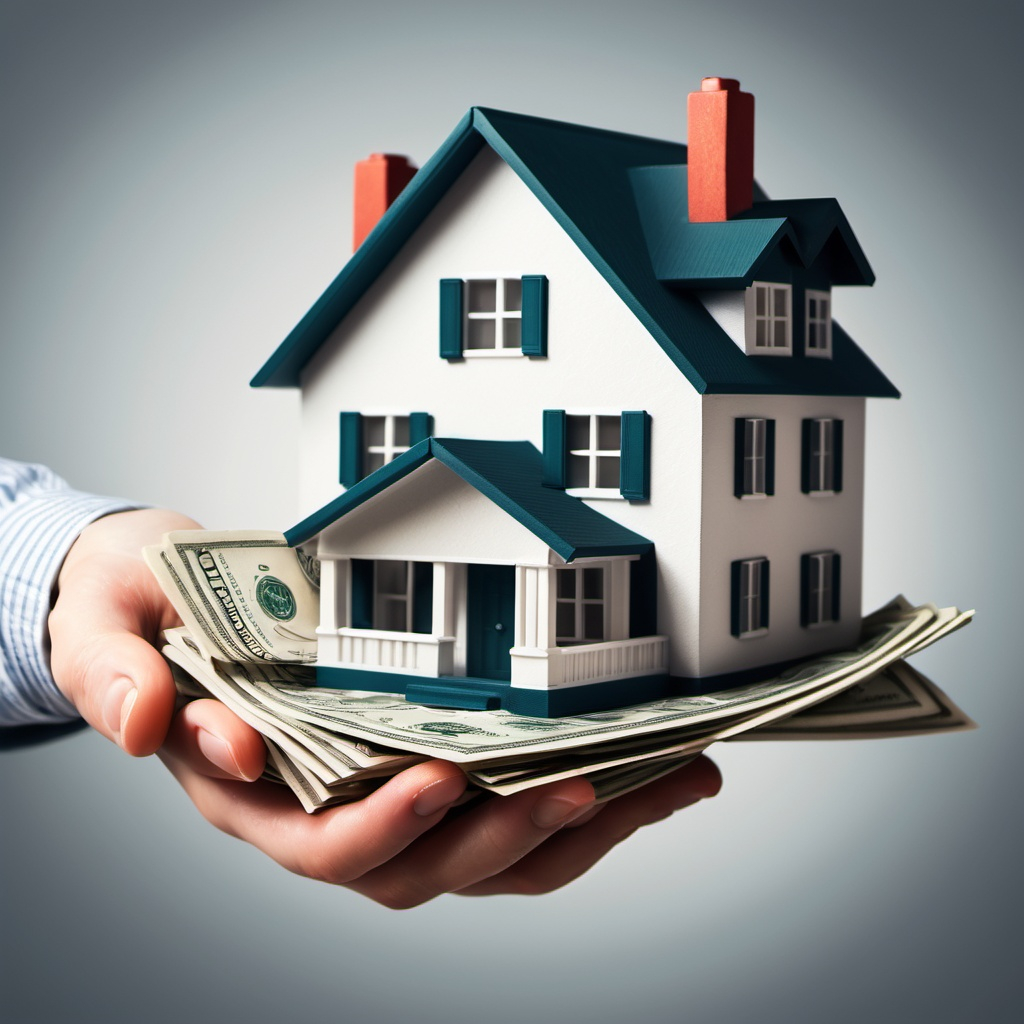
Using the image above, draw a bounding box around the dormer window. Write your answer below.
[805,290,832,358]
[745,282,792,356]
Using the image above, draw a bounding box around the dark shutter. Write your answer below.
[409,412,434,445]
[831,553,842,621]
[730,559,743,638]
[339,412,363,487]
[350,559,374,629]
[619,410,651,500]
[760,559,770,630]
[832,420,844,493]
[542,409,567,488]
[520,275,548,357]
[800,553,812,627]
[801,418,814,494]
[765,419,776,496]
[733,418,746,498]
[439,279,463,359]
[412,562,434,634]
[629,549,658,638]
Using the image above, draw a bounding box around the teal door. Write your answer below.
[466,564,516,680]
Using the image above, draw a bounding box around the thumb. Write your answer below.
[48,563,178,757]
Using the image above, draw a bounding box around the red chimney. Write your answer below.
[687,77,755,222]
[353,153,417,251]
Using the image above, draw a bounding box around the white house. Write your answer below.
[252,78,898,716]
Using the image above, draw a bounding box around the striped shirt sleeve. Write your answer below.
[0,458,138,727]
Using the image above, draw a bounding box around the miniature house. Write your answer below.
[253,78,898,716]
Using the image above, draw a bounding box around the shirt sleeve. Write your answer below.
[0,458,138,727]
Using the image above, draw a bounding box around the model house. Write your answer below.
[252,78,899,716]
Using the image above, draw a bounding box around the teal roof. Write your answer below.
[285,438,654,562]
[254,107,898,398]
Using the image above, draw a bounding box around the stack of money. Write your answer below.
[147,531,974,813]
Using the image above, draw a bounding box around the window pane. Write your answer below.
[376,560,407,594]
[756,320,768,348]
[556,603,575,638]
[364,416,385,447]
[584,603,604,640]
[596,455,620,489]
[557,570,576,599]
[364,451,385,474]
[466,319,496,349]
[467,280,496,313]
[392,416,410,446]
[756,286,766,316]
[503,278,522,312]
[568,454,590,489]
[597,415,620,451]
[502,318,521,350]
[377,597,407,632]
[773,288,788,316]
[567,415,590,450]
[583,568,603,599]
[773,320,787,347]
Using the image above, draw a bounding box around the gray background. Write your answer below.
[1,1,1019,1021]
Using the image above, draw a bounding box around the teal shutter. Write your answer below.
[800,553,812,627]
[831,553,842,621]
[619,411,651,500]
[350,559,373,629]
[543,409,567,488]
[412,562,434,634]
[629,550,658,638]
[439,279,463,359]
[733,419,746,498]
[832,420,844,493]
[765,419,776,495]
[760,559,770,630]
[339,412,363,486]
[520,275,548,357]
[409,412,434,445]
[801,418,814,493]
[730,560,743,637]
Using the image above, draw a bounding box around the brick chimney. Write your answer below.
[687,77,755,222]
[353,153,417,251]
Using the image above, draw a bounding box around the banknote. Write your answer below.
[145,531,319,664]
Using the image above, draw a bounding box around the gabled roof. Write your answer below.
[285,437,653,562]
[253,107,898,398]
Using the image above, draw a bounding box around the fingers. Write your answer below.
[157,755,472,881]
[163,699,266,781]
[345,777,596,909]
[455,755,722,897]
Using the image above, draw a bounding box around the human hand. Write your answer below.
[158,746,721,907]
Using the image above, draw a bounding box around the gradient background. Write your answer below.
[1,1,1019,1021]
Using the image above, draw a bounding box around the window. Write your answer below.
[731,557,769,637]
[801,552,841,627]
[338,412,433,487]
[351,559,433,633]
[801,418,843,494]
[745,282,792,355]
[542,410,650,500]
[567,414,621,492]
[734,417,776,497]
[555,566,606,645]
[805,290,832,358]
[439,276,548,358]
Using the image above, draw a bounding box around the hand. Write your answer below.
[159,746,721,907]
[50,508,722,905]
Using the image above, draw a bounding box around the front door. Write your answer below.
[466,563,515,680]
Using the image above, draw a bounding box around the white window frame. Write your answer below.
[737,557,768,638]
[806,551,837,627]
[362,414,411,475]
[565,413,622,498]
[808,418,836,494]
[554,564,608,646]
[805,289,833,359]
[373,560,414,632]
[745,281,792,356]
[463,277,523,357]
[741,417,768,497]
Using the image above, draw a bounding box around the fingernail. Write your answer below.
[197,728,247,780]
[413,774,467,816]
[103,677,136,739]
[531,796,593,829]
